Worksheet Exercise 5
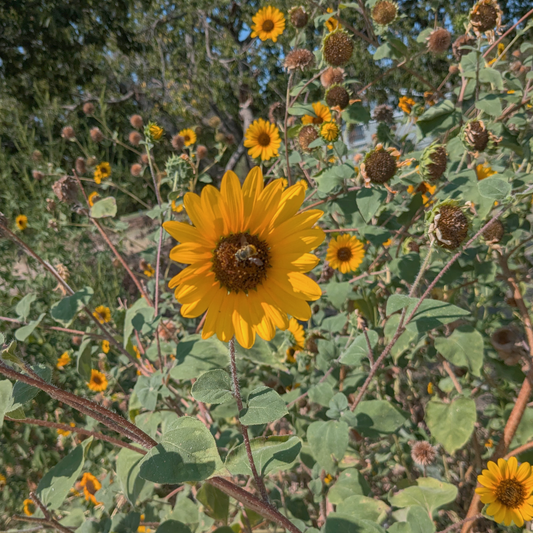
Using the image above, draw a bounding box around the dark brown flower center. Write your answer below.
[257,132,271,147]
[337,246,352,262]
[212,233,271,293]
[184,135,190,142]
[496,478,526,509]
[312,116,324,124]
[262,19,275,32]
[92,376,102,385]
[85,479,96,495]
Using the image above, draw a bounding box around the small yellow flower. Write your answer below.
[325,8,340,32]
[16,215,28,231]
[427,382,434,394]
[144,264,155,277]
[251,6,285,42]
[0,473,6,486]
[476,457,533,527]
[102,340,110,354]
[149,123,164,141]
[133,345,141,358]
[507,90,516,94]
[93,305,111,324]
[244,119,281,161]
[93,162,111,185]
[56,352,71,369]
[179,128,197,147]
[87,369,108,392]
[324,474,334,485]
[23,499,36,516]
[406,182,437,205]
[57,422,75,437]
[171,200,184,213]
[399,96,416,114]
[80,472,102,505]
[302,102,332,125]
[88,192,99,206]
[138,515,151,533]
[383,238,392,247]
[485,438,494,448]
[326,234,365,274]
[320,122,340,142]
[476,163,497,181]
[287,317,305,353]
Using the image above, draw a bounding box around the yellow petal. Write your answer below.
[220,170,244,234]
[170,243,212,264]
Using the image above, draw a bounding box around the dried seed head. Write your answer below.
[90,127,104,143]
[75,157,86,176]
[373,104,394,124]
[411,441,437,466]
[225,134,235,145]
[462,120,489,152]
[130,163,143,177]
[284,49,315,71]
[491,326,526,365]
[289,6,309,28]
[31,150,43,162]
[46,198,56,212]
[208,116,222,129]
[427,28,451,54]
[298,125,319,152]
[130,114,144,129]
[61,126,76,140]
[482,219,504,242]
[362,147,397,184]
[318,261,335,283]
[452,34,475,61]
[325,84,350,110]
[322,30,354,67]
[129,131,142,146]
[470,0,502,33]
[32,170,44,181]
[419,144,447,181]
[172,134,185,150]
[52,176,78,204]
[371,1,398,25]
[435,205,469,250]
[83,102,95,115]
[320,67,345,88]
[197,145,208,160]
[449,64,460,74]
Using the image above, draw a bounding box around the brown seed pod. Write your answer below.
[61,126,76,140]
[90,127,104,143]
[197,145,208,160]
[289,6,309,28]
[86,156,98,167]
[320,67,345,88]
[208,116,221,129]
[452,34,475,61]
[411,441,437,466]
[362,148,397,184]
[325,84,350,110]
[130,114,144,129]
[420,144,448,181]
[298,125,319,152]
[482,219,504,242]
[427,28,451,54]
[322,30,354,67]
[130,163,143,177]
[129,131,142,146]
[52,176,78,204]
[32,170,44,181]
[462,120,490,152]
[470,0,501,33]
[82,102,95,115]
[318,261,335,283]
[435,205,469,250]
[372,104,394,123]
[172,134,185,150]
[371,0,398,26]
[75,157,86,176]
[268,102,284,124]
[284,49,315,71]
[448,64,460,74]
[491,326,526,366]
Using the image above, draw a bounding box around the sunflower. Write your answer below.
[163,168,324,348]
[87,369,108,392]
[0,473,6,486]
[23,499,36,516]
[320,122,340,142]
[93,162,111,185]
[88,192,99,206]
[138,515,151,533]
[144,264,155,277]
[326,234,365,274]
[16,215,28,231]
[325,7,340,31]
[148,123,164,141]
[102,340,110,354]
[398,96,416,114]
[302,102,332,125]
[476,162,497,180]
[93,305,111,324]
[171,200,184,213]
[244,119,281,161]
[407,182,437,205]
[179,128,197,147]
[80,472,102,505]
[56,352,71,369]
[476,457,533,527]
[251,6,285,42]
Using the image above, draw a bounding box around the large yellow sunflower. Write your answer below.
[80,472,102,505]
[87,369,108,392]
[251,6,285,42]
[326,234,365,274]
[163,168,324,348]
[302,102,332,125]
[476,457,533,527]
[179,128,197,147]
[244,119,281,161]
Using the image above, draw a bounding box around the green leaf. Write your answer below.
[350,400,408,437]
[123,298,152,348]
[51,287,94,326]
[434,326,484,376]
[90,197,117,218]
[116,448,146,506]
[155,521,192,533]
[340,332,378,366]
[307,420,349,473]
[406,506,436,533]
[425,398,476,454]
[77,338,92,381]
[37,438,93,510]
[10,363,51,412]
[388,524,412,533]
[239,386,288,426]
[288,103,316,116]
[342,102,371,124]
[139,417,224,483]
[475,94,502,116]
[325,514,386,533]
[478,67,503,89]
[325,281,353,309]
[328,468,371,503]
[225,435,302,476]
[416,100,461,137]
[196,483,229,523]
[16,293,37,321]
[389,477,458,517]
[308,382,335,407]
[191,370,233,405]
[15,313,45,341]
[0,380,14,428]
[337,495,389,522]
[478,177,511,200]
[110,512,140,533]
[134,373,162,411]
[356,188,387,223]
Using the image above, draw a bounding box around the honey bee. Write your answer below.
[235,235,263,266]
